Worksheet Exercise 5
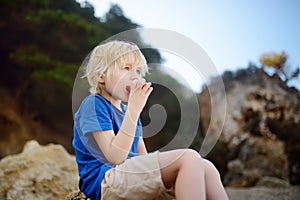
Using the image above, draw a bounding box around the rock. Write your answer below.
[0,140,79,200]
[256,176,290,188]
[224,137,289,186]
[226,186,300,200]
[66,186,300,200]
[199,68,300,186]
[65,190,89,200]
[1,140,299,200]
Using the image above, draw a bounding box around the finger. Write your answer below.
[145,86,153,97]
[141,82,151,91]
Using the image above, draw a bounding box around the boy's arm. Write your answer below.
[93,108,140,164]
[137,138,148,154]
[93,81,152,165]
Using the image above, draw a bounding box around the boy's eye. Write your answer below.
[123,66,130,71]
[136,69,142,75]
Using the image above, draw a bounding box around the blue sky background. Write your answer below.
[78,0,300,91]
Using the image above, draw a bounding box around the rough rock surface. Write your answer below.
[66,190,90,200]
[226,186,300,200]
[1,140,300,200]
[199,68,300,186]
[0,140,79,200]
[65,187,300,200]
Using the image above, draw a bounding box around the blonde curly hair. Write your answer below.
[83,40,148,94]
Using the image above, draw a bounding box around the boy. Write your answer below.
[72,40,229,200]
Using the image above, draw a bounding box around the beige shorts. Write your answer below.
[101,151,175,200]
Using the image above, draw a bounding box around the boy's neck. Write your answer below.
[99,90,122,111]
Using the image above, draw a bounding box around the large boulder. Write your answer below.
[224,137,289,186]
[0,140,79,200]
[199,67,300,186]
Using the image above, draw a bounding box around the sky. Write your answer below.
[77,0,300,92]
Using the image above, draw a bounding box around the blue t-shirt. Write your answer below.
[72,94,142,200]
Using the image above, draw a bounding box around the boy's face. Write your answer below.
[100,53,146,103]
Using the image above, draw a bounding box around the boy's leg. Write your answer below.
[158,149,206,200]
[101,152,174,200]
[202,159,229,200]
[158,149,228,200]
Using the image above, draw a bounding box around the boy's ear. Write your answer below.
[98,76,105,84]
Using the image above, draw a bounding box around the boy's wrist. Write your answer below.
[120,107,140,138]
[127,104,141,121]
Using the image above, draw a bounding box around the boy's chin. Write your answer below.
[121,96,129,103]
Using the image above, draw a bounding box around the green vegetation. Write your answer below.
[0,0,194,152]
[3,0,297,156]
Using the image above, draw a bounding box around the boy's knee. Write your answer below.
[181,149,201,162]
[202,159,216,169]
[201,159,221,176]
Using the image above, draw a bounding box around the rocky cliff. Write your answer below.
[199,67,300,187]
[0,87,74,159]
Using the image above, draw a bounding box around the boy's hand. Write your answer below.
[127,79,153,116]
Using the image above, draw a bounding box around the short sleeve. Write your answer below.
[135,118,143,138]
[75,95,113,136]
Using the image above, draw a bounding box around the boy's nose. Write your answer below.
[130,70,141,80]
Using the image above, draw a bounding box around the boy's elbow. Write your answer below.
[112,159,125,165]
[107,156,126,165]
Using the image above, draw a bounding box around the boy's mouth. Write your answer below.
[125,85,131,93]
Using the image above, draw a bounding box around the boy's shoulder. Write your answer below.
[77,94,110,114]
[82,94,107,105]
